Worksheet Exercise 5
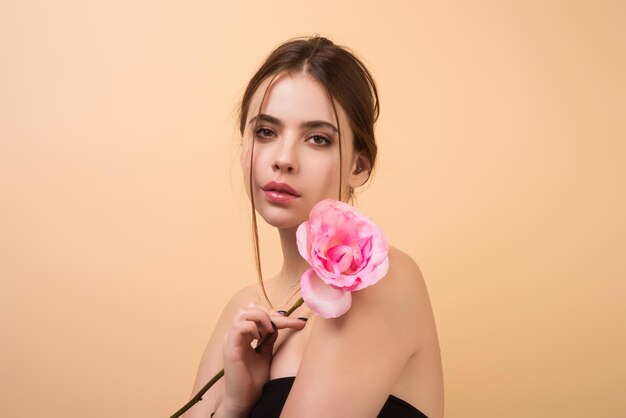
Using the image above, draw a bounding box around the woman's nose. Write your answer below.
[272,138,298,173]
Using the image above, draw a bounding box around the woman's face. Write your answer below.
[241,71,358,229]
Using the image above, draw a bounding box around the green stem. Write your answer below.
[169,297,304,418]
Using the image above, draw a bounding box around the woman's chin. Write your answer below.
[257,211,306,230]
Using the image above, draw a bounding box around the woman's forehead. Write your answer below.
[248,72,349,129]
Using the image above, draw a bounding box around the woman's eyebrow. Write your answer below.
[249,113,338,133]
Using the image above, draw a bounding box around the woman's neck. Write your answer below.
[276,226,311,289]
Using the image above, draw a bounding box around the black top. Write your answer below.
[249,376,428,418]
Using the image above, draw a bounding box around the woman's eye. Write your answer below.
[255,128,275,138]
[309,135,331,146]
[254,129,330,146]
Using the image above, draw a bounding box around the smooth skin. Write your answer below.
[183,72,444,418]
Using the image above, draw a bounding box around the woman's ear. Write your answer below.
[350,153,371,188]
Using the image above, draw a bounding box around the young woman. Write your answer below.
[183,36,443,418]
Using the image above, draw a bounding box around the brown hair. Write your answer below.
[239,35,380,309]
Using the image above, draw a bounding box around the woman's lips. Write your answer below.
[262,181,300,196]
[263,189,299,203]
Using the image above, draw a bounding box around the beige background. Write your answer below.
[1,1,624,417]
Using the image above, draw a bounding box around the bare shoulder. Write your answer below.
[353,244,432,344]
[388,245,430,302]
[386,245,427,289]
[279,244,433,417]
[305,244,430,345]
[223,281,260,312]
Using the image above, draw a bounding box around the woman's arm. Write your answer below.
[280,248,431,418]
[180,284,254,418]
[181,283,307,418]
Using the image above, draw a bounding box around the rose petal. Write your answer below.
[296,221,311,263]
[297,199,390,315]
[327,245,353,272]
[351,255,389,291]
[370,229,389,259]
[300,268,352,318]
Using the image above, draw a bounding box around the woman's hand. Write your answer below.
[219,302,307,415]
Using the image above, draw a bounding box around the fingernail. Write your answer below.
[297,317,308,322]
[276,310,287,316]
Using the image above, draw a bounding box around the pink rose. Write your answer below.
[296,199,389,318]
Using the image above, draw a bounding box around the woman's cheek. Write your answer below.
[240,139,252,170]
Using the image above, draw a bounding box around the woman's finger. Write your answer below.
[268,315,308,331]
[235,305,275,336]
[232,320,262,341]
[255,326,279,357]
